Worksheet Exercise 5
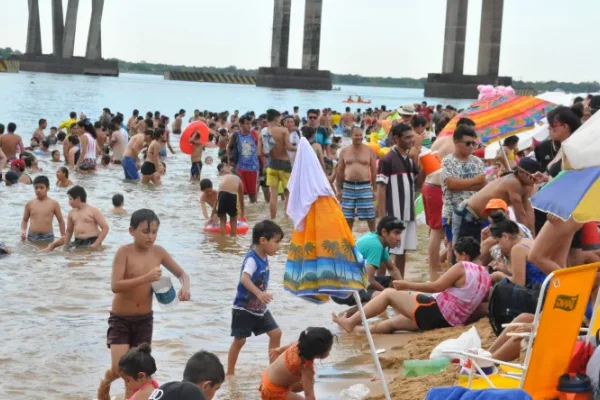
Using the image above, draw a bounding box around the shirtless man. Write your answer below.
[33,119,47,142]
[190,130,204,181]
[109,120,127,164]
[259,109,296,219]
[127,109,139,134]
[341,107,355,136]
[210,171,245,236]
[172,109,185,135]
[21,175,66,244]
[122,129,151,180]
[336,126,377,231]
[189,109,202,123]
[94,122,107,157]
[452,157,539,247]
[44,185,109,251]
[141,129,163,185]
[0,123,25,160]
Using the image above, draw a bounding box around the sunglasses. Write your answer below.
[461,140,477,147]
[308,116,318,120]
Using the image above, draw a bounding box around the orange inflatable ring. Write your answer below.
[204,218,249,234]
[180,121,209,155]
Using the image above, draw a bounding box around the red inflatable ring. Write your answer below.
[180,121,209,155]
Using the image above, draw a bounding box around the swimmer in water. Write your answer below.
[20,175,66,244]
[190,130,204,181]
[44,185,109,251]
[56,166,73,188]
[97,209,190,400]
[51,150,61,163]
[200,179,218,223]
[111,193,127,215]
[141,129,163,185]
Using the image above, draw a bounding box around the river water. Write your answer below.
[0,72,463,400]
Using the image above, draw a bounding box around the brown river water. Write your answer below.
[0,72,434,400]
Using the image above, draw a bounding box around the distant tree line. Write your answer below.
[1,47,598,93]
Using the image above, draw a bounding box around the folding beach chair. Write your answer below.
[584,285,600,345]
[447,262,599,400]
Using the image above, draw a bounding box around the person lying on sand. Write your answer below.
[333,237,491,334]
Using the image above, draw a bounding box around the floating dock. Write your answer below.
[164,71,256,85]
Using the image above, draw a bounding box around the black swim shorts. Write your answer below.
[141,161,157,176]
[231,309,278,338]
[107,311,154,348]
[217,192,238,218]
[413,294,451,331]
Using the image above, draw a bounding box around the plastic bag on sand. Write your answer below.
[430,326,481,360]
[340,384,370,400]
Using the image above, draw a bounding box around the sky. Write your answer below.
[0,0,596,82]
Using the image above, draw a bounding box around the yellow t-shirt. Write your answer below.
[58,118,78,135]
[331,114,341,126]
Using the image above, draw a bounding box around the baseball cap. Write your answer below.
[518,157,541,174]
[149,381,206,400]
[482,199,509,216]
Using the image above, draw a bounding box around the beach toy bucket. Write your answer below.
[151,275,177,305]
[581,222,600,250]
[558,373,592,400]
[419,148,441,176]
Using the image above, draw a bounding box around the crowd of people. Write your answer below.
[2,94,600,399]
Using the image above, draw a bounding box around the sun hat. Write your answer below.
[397,104,417,116]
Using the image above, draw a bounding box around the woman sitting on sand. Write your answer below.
[333,237,491,334]
[487,220,547,286]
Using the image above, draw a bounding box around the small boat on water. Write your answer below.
[343,96,371,104]
[332,86,341,91]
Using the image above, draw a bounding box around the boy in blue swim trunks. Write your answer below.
[20,175,66,244]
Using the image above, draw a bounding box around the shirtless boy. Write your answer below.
[336,126,378,231]
[33,119,47,142]
[452,157,539,247]
[21,175,66,244]
[0,123,25,160]
[190,129,204,181]
[44,186,109,251]
[97,209,191,400]
[210,172,245,236]
[260,109,296,219]
[111,193,127,215]
[122,129,151,180]
[141,129,163,185]
[109,120,128,164]
[200,179,218,222]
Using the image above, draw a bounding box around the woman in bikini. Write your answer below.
[117,343,159,400]
[260,327,333,400]
[333,237,491,334]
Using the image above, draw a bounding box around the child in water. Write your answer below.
[118,343,159,400]
[97,208,190,400]
[199,179,218,222]
[210,171,245,236]
[227,220,284,376]
[111,193,127,215]
[260,327,334,400]
[51,150,61,162]
[21,175,66,244]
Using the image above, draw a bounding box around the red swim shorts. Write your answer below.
[422,183,442,230]
[237,169,258,196]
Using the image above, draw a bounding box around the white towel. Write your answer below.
[286,137,335,231]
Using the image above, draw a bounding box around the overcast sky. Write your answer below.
[0,0,595,82]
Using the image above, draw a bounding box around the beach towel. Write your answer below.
[425,387,532,400]
[286,137,335,231]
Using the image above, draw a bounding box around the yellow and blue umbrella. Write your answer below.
[531,168,600,223]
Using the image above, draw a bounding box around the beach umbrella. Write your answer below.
[530,168,600,222]
[438,95,557,145]
[531,111,600,222]
[285,138,391,400]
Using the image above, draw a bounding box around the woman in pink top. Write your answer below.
[334,237,491,334]
[75,120,98,172]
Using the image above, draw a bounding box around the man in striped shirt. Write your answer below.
[376,123,425,277]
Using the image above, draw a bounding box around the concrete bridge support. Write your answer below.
[270,0,291,68]
[26,0,42,55]
[86,0,105,60]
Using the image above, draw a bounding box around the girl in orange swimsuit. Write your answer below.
[118,343,160,400]
[259,327,334,400]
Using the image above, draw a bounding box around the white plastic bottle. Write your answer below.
[151,274,178,309]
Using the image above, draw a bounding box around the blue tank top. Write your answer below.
[520,243,547,286]
[235,132,259,171]
[233,249,270,315]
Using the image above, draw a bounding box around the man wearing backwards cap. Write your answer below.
[452,157,539,247]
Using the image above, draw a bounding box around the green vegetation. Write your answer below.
[2,47,599,93]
